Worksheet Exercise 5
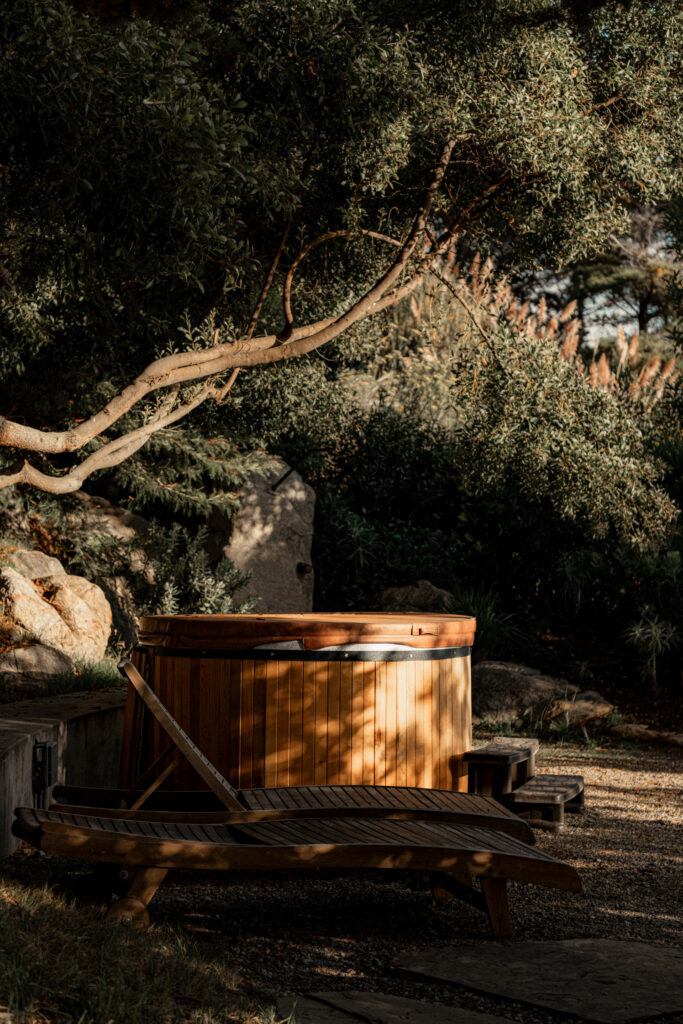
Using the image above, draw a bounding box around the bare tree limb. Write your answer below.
[0,381,217,494]
[211,367,241,405]
[0,141,456,492]
[212,217,294,406]
[281,228,403,336]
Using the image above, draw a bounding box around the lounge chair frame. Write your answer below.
[13,805,581,938]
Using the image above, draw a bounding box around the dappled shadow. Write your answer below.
[8,741,682,1009]
[127,649,473,795]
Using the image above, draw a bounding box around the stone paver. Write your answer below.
[277,996,355,1024]
[278,991,514,1023]
[393,939,683,1024]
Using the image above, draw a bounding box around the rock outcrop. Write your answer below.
[472,661,614,729]
[68,491,148,543]
[8,550,66,579]
[377,580,455,613]
[0,554,112,664]
[0,644,74,690]
[610,721,683,747]
[207,459,315,613]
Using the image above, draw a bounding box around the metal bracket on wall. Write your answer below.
[33,741,58,809]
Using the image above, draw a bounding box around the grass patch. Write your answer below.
[473,711,632,750]
[0,659,123,705]
[0,869,278,1024]
[45,659,123,697]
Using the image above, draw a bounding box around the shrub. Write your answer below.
[132,521,256,616]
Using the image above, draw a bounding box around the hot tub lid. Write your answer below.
[138,612,476,651]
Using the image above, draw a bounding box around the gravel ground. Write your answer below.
[143,743,683,1020]
[7,742,683,1022]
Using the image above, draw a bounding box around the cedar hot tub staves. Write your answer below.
[122,613,476,794]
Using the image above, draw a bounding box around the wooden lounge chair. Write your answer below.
[13,803,582,939]
[13,661,582,938]
[50,659,535,844]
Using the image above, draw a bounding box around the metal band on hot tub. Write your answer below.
[143,645,471,662]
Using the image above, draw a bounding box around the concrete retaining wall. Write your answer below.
[0,688,126,858]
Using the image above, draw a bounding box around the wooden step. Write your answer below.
[507,774,583,804]
[491,736,539,776]
[464,738,539,766]
[464,738,539,802]
[505,774,585,832]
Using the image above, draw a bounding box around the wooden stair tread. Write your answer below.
[464,742,536,765]
[491,737,540,754]
[507,775,584,804]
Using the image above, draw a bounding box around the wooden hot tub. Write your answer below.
[121,613,476,793]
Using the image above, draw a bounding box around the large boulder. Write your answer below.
[207,459,315,613]
[8,549,66,579]
[0,559,112,662]
[377,580,455,613]
[0,644,74,690]
[472,661,614,728]
[68,491,148,543]
[610,721,683,747]
[67,492,150,577]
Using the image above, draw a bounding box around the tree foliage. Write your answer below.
[1,0,683,495]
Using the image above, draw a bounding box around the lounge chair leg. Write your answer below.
[429,872,486,913]
[107,867,168,927]
[480,877,513,940]
[106,897,150,928]
[126,866,168,904]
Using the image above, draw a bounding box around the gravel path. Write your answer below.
[510,744,683,947]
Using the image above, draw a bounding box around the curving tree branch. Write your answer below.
[281,228,403,336]
[0,141,455,493]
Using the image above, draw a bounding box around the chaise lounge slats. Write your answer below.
[52,783,528,838]
[13,807,580,893]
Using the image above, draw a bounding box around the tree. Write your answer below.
[2,0,683,495]
[565,205,679,338]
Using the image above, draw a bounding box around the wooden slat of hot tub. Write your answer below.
[292,659,306,787]
[313,660,328,787]
[420,659,433,789]
[264,660,278,787]
[138,612,476,650]
[125,647,471,794]
[302,661,316,787]
[361,664,374,786]
[385,661,397,787]
[351,664,364,786]
[440,656,452,790]
[252,659,267,789]
[327,660,341,786]
[339,661,353,787]
[240,659,254,790]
